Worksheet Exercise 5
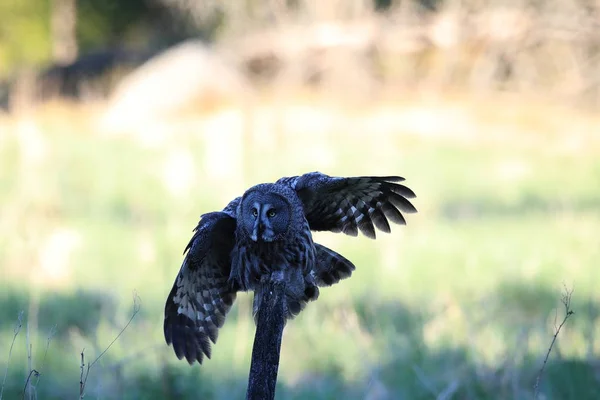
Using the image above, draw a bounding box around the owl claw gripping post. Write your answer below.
[163,172,417,365]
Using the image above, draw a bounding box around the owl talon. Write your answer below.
[227,278,241,292]
[227,266,246,292]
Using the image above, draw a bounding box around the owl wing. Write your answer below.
[163,210,237,365]
[278,172,417,238]
[313,243,356,286]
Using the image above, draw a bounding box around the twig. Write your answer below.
[246,273,286,400]
[0,311,24,400]
[21,370,38,400]
[25,323,32,400]
[533,284,574,399]
[79,292,141,399]
[33,325,57,388]
[22,324,57,400]
[79,350,85,399]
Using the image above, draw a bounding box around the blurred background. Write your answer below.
[1,0,600,399]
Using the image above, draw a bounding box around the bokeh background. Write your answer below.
[1,1,600,399]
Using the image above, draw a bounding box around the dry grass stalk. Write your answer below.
[533,284,575,399]
[0,311,24,400]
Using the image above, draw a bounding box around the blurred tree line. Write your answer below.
[0,0,443,80]
[0,0,210,79]
[2,0,598,110]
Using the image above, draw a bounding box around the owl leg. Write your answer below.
[251,270,286,322]
[228,247,263,292]
[227,263,243,291]
[228,261,256,293]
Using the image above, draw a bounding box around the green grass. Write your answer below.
[1,99,599,399]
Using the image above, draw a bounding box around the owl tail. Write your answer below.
[312,243,356,287]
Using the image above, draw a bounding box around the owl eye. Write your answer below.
[252,208,258,217]
[267,209,276,218]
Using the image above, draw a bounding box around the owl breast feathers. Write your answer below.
[164,172,417,364]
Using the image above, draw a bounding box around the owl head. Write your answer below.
[238,183,298,243]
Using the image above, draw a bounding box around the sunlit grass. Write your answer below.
[1,94,600,399]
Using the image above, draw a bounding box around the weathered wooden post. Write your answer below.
[245,273,286,400]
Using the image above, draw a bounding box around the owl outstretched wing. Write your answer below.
[278,172,417,238]
[163,211,237,365]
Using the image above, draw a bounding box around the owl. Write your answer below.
[163,172,416,364]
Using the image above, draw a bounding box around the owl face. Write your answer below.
[240,190,291,243]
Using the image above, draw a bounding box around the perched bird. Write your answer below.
[164,172,417,364]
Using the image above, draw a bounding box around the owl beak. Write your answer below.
[251,217,262,242]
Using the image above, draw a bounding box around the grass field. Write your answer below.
[1,93,599,399]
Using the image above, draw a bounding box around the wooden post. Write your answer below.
[246,274,286,400]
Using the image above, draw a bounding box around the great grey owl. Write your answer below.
[164,172,416,364]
